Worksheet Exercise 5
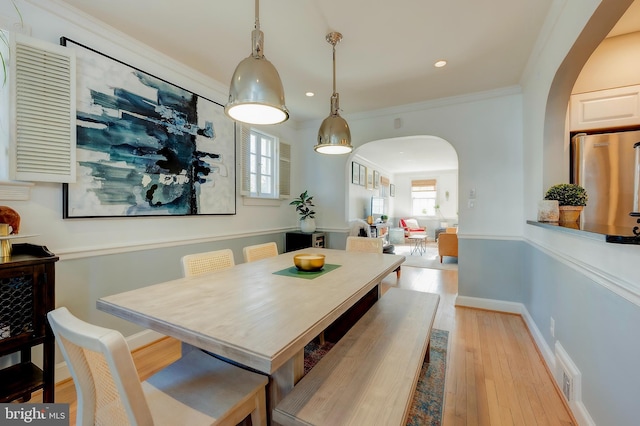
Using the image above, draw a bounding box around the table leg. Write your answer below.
[269,350,304,424]
[410,239,418,255]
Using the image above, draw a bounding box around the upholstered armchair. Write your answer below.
[399,218,426,237]
[438,232,458,262]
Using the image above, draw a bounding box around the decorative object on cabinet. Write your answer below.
[537,200,560,222]
[0,206,20,234]
[61,38,236,218]
[0,244,58,403]
[351,162,360,185]
[544,183,588,223]
[290,190,316,232]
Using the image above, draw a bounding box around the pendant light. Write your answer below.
[314,32,353,155]
[225,0,289,125]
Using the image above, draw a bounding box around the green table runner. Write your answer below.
[273,264,341,280]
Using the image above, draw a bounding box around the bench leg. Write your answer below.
[425,340,431,363]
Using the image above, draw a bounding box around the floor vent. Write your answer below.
[555,342,581,404]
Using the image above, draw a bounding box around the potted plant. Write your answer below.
[544,183,588,223]
[380,214,388,223]
[290,190,316,233]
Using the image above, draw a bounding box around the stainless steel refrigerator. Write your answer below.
[571,130,640,229]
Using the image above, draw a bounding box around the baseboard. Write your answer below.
[54,329,165,383]
[455,295,594,426]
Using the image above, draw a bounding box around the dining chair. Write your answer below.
[180,248,235,277]
[47,307,268,426]
[243,242,278,263]
[346,236,400,278]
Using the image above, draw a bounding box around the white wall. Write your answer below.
[346,155,388,221]
[299,89,524,238]
[573,31,640,94]
[520,0,639,424]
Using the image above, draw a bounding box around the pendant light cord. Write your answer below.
[254,0,260,31]
[332,43,337,96]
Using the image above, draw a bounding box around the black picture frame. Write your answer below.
[352,162,360,185]
[61,38,236,218]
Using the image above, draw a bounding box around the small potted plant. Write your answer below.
[544,183,588,223]
[290,190,316,232]
[380,214,388,223]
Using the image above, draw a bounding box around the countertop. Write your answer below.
[526,220,640,244]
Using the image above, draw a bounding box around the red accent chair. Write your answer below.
[399,218,426,237]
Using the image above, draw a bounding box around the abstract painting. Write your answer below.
[62,38,235,218]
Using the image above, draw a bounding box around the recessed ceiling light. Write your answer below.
[434,60,447,68]
[305,92,315,97]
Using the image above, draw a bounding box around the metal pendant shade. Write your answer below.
[315,32,353,155]
[225,0,289,125]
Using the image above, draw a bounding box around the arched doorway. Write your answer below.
[345,135,459,239]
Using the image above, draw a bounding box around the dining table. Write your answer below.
[96,247,405,421]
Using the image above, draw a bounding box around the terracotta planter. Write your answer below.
[558,206,583,223]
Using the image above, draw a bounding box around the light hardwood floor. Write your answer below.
[30,264,575,425]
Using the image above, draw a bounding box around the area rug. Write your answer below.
[394,243,458,271]
[304,328,449,425]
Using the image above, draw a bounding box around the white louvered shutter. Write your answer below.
[10,33,76,182]
[279,140,290,198]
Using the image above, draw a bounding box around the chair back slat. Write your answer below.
[48,307,153,426]
[181,249,235,277]
[345,236,384,253]
[243,242,278,262]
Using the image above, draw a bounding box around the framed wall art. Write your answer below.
[390,184,396,197]
[373,170,380,189]
[351,162,360,185]
[61,38,236,218]
[366,168,373,190]
[359,164,366,186]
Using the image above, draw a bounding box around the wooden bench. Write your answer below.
[273,287,440,426]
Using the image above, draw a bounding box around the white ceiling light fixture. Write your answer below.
[314,31,352,155]
[225,0,289,125]
[434,60,447,68]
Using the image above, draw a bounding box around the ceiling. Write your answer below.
[55,0,640,173]
[57,0,557,124]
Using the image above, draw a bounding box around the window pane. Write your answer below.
[261,176,273,195]
[247,129,279,199]
[261,157,272,175]
[250,153,257,173]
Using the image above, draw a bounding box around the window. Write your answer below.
[411,179,437,216]
[240,126,290,199]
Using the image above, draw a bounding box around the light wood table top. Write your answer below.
[97,248,404,417]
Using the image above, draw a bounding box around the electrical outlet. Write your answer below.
[550,317,555,337]
[468,199,475,209]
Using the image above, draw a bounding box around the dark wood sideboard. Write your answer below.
[0,244,58,403]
